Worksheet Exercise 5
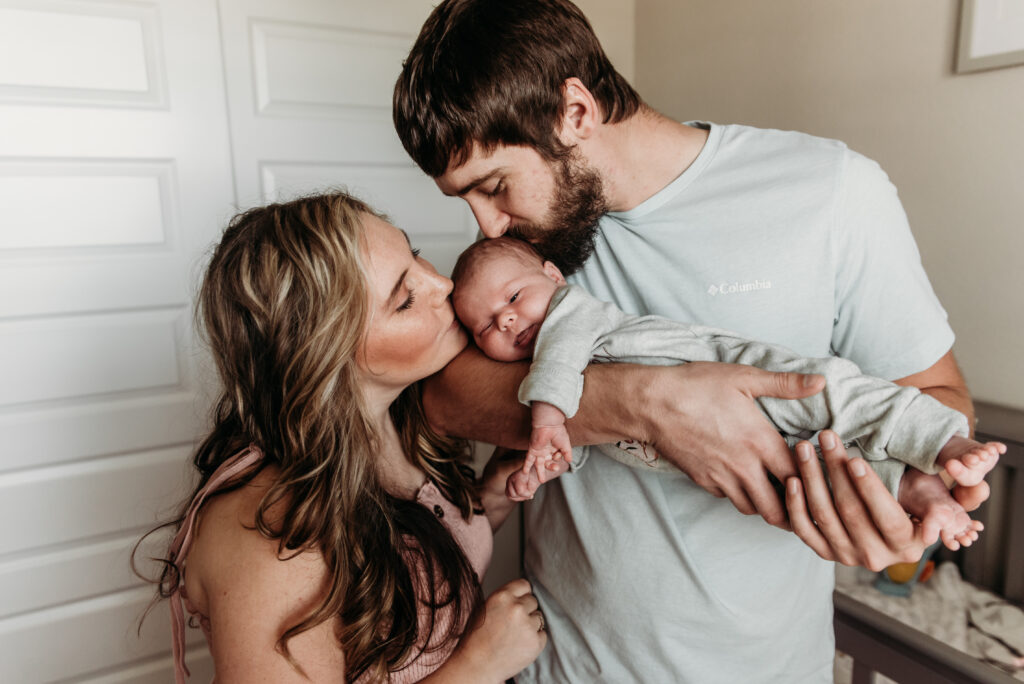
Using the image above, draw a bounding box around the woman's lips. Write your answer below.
[514,323,538,349]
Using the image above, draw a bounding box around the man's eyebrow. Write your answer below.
[450,169,502,197]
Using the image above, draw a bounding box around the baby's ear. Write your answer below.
[542,261,566,285]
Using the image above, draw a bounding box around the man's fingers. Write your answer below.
[743,474,788,528]
[820,431,926,568]
[759,432,800,485]
[720,483,757,516]
[841,456,911,543]
[746,367,825,400]
[794,440,856,563]
[785,477,836,561]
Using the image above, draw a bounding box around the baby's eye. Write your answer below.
[509,291,519,304]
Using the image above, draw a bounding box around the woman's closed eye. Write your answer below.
[395,247,421,312]
[397,290,416,312]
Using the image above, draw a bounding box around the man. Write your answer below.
[394,1,989,681]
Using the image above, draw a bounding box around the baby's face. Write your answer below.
[454,253,564,362]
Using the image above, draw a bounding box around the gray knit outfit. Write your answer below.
[519,284,967,487]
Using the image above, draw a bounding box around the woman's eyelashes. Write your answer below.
[397,290,416,312]
[396,248,421,312]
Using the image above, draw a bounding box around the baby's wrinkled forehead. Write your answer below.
[453,237,542,281]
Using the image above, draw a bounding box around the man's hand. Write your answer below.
[636,362,826,528]
[785,430,937,570]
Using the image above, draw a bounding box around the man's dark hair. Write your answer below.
[394,0,642,177]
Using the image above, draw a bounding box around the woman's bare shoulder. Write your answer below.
[183,468,345,679]
[185,466,329,615]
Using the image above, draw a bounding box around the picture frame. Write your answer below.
[956,0,1024,73]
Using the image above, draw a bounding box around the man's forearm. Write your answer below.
[920,385,973,433]
[423,346,532,447]
[893,350,974,435]
[422,346,650,448]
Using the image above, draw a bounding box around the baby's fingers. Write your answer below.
[522,450,538,475]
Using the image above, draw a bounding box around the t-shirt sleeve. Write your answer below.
[830,150,954,380]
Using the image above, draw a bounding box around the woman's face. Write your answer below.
[357,214,467,395]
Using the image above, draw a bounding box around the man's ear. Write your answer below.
[542,260,566,285]
[557,77,599,145]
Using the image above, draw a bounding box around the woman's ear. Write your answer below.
[542,260,566,285]
[557,77,599,145]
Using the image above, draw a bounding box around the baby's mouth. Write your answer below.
[514,324,538,350]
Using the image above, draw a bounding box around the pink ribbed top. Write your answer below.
[167,447,493,683]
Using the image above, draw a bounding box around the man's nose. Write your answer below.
[468,200,510,238]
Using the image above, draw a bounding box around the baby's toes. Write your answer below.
[941,528,962,551]
[946,459,983,487]
[954,523,979,546]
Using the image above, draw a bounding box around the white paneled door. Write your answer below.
[218,0,477,276]
[0,0,484,681]
[0,0,234,680]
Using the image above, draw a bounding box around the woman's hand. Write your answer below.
[454,578,546,682]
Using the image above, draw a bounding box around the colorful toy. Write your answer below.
[873,540,942,597]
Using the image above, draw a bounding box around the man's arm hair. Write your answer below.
[893,349,973,432]
[422,345,641,447]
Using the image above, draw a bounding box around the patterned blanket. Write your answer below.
[834,562,1024,682]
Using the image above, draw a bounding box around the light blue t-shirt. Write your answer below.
[518,123,954,683]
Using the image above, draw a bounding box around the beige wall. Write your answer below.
[578,0,636,81]
[633,0,1024,411]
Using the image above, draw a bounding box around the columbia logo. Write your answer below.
[707,279,772,296]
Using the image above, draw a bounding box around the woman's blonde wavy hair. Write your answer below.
[137,191,480,681]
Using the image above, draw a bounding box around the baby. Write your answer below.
[451,237,1005,550]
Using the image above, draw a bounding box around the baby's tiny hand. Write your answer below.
[529,424,572,482]
[505,453,570,501]
[506,468,538,502]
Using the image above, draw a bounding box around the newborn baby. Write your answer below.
[451,237,1003,551]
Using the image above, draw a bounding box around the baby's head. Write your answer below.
[452,237,566,362]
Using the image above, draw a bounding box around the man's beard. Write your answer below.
[508,153,607,276]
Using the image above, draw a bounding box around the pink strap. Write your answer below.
[168,446,263,683]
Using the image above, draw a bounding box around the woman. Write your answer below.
[139,192,549,682]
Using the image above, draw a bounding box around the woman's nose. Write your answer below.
[431,272,454,305]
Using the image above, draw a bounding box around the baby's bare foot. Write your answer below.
[899,468,982,551]
[937,435,1004,487]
